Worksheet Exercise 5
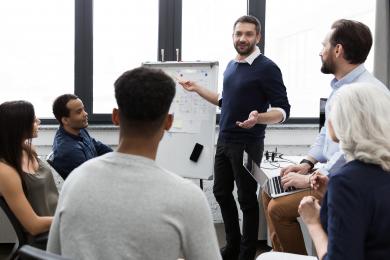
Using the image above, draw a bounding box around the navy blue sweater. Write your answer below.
[219,54,290,143]
[51,127,112,179]
[321,160,390,260]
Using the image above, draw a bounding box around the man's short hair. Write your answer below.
[52,94,79,125]
[330,19,372,64]
[114,67,176,136]
[233,15,261,35]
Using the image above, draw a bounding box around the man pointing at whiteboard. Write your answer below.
[179,15,290,260]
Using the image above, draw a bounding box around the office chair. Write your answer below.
[44,152,64,192]
[18,245,71,260]
[46,152,55,169]
[319,98,327,132]
[0,197,48,260]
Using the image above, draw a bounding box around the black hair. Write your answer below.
[233,15,261,35]
[52,94,78,125]
[0,100,37,184]
[330,19,372,64]
[114,67,176,136]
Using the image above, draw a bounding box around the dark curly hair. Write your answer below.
[114,67,176,136]
[52,94,78,125]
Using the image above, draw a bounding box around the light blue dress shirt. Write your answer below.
[308,64,387,175]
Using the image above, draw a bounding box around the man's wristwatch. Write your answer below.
[300,159,315,170]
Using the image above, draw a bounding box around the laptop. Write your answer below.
[243,151,309,198]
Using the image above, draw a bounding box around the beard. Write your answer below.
[234,41,256,56]
[70,118,88,130]
[320,57,335,74]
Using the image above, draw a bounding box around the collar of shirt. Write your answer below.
[330,64,366,90]
[234,46,261,65]
[59,126,83,141]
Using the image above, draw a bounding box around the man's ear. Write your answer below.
[61,117,68,126]
[112,108,120,126]
[334,44,343,58]
[256,33,261,44]
[164,114,173,131]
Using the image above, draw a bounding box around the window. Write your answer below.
[4,1,376,122]
[182,0,247,93]
[93,0,159,113]
[265,0,376,118]
[0,1,74,118]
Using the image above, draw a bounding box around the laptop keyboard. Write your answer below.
[271,176,297,194]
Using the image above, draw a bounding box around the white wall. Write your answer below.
[34,124,318,156]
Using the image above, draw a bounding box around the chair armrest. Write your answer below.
[33,231,49,243]
[18,245,71,260]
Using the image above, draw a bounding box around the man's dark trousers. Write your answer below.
[214,139,263,260]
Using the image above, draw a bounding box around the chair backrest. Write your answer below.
[319,98,327,132]
[18,245,71,260]
[46,152,55,168]
[42,153,64,192]
[0,196,26,259]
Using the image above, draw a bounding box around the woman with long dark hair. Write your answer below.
[0,100,58,237]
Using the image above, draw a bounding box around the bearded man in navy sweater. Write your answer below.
[179,15,290,260]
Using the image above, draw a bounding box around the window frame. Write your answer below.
[40,0,316,125]
[250,0,316,124]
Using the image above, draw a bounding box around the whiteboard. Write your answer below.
[142,61,218,180]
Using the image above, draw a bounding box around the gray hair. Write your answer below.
[329,82,390,171]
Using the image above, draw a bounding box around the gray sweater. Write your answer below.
[47,152,221,260]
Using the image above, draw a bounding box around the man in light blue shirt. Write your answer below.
[262,19,388,255]
[308,63,386,176]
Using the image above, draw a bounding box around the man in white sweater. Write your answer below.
[47,67,221,260]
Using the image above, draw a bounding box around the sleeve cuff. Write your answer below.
[308,149,327,163]
[267,107,286,123]
[218,93,222,107]
[316,167,329,176]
